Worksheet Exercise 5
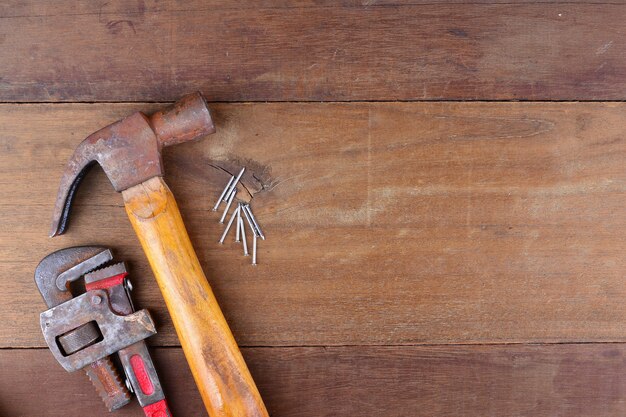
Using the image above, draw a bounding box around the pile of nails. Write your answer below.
[213,168,265,265]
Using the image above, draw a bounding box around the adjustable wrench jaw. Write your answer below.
[34,246,112,308]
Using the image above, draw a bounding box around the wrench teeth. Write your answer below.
[85,357,132,411]
[84,262,128,284]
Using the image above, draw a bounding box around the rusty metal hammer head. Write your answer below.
[50,92,215,237]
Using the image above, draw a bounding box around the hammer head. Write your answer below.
[50,92,215,237]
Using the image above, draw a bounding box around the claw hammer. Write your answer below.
[49,92,268,417]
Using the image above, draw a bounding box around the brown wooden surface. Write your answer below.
[1,102,624,349]
[2,344,626,417]
[0,2,624,102]
[1,1,625,416]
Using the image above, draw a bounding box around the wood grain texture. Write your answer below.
[123,177,268,417]
[1,0,614,16]
[2,344,626,417]
[0,102,624,348]
[0,2,624,101]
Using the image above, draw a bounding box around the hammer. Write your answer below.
[50,92,268,417]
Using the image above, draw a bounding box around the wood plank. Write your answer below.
[0,3,624,101]
[0,102,624,348]
[1,344,626,416]
[1,0,613,17]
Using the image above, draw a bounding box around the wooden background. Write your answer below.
[0,1,624,416]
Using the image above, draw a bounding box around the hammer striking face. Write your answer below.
[50,91,215,237]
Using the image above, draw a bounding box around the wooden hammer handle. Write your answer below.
[122,176,268,417]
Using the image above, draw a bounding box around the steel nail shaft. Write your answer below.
[252,234,257,265]
[219,189,237,223]
[241,203,256,235]
[243,204,265,240]
[240,217,249,256]
[213,175,234,211]
[220,206,240,244]
[235,204,241,242]
[224,167,245,201]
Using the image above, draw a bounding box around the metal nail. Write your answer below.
[220,206,240,244]
[235,204,241,242]
[241,203,257,236]
[224,167,245,201]
[243,204,265,240]
[225,185,236,201]
[252,234,257,265]
[213,175,234,211]
[219,189,237,223]
[240,217,249,256]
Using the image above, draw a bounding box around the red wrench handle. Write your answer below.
[143,399,172,417]
[87,269,172,416]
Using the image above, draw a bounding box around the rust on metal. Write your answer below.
[35,247,167,412]
[40,289,156,372]
[50,91,215,237]
[34,246,131,410]
[85,357,132,411]
[35,246,111,308]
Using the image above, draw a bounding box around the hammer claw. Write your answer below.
[49,160,96,237]
[50,91,214,237]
